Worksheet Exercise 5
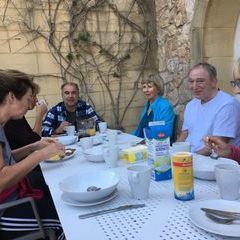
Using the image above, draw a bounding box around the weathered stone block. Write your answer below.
[204,28,234,57]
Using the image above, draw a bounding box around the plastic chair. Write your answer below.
[0,197,56,240]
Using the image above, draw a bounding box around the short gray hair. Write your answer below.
[141,74,164,96]
[189,62,217,79]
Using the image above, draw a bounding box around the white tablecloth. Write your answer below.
[40,133,232,240]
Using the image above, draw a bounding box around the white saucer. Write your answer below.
[61,189,118,207]
[189,199,240,237]
[45,150,76,163]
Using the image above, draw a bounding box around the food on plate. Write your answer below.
[49,154,62,161]
[65,148,76,156]
[48,148,76,161]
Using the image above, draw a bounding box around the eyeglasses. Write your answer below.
[230,80,240,88]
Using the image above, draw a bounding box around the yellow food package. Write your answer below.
[121,145,148,163]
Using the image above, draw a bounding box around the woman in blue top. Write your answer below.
[132,74,175,139]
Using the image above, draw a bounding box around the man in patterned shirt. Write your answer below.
[42,82,102,136]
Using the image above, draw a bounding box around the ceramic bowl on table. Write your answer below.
[84,146,104,162]
[59,170,120,202]
[193,154,238,180]
[56,136,78,146]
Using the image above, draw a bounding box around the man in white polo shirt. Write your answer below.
[178,62,240,155]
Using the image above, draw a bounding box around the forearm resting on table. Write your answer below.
[177,130,188,142]
[53,124,67,135]
[53,128,62,135]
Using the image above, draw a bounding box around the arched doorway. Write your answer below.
[191,0,240,93]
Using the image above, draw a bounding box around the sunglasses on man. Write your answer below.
[230,80,240,88]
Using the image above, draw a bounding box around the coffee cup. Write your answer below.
[103,145,119,168]
[65,125,75,136]
[98,122,107,133]
[171,142,191,154]
[215,164,240,200]
[38,98,47,106]
[127,165,152,200]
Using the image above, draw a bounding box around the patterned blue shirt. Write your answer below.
[42,100,102,136]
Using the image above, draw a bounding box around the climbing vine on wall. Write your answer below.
[2,0,157,129]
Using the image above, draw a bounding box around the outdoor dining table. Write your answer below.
[40,132,235,240]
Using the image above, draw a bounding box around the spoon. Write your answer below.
[87,186,101,192]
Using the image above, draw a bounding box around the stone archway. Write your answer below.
[234,15,240,62]
[191,0,240,93]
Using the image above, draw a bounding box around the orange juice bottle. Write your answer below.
[171,152,194,201]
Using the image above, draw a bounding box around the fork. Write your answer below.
[210,149,218,159]
[205,212,240,224]
[201,207,240,217]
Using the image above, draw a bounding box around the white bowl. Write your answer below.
[84,146,104,162]
[193,154,238,180]
[56,136,77,146]
[59,170,120,202]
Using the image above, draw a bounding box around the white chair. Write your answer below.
[0,197,56,240]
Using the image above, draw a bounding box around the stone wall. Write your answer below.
[155,0,195,132]
[154,0,240,134]
[1,0,240,136]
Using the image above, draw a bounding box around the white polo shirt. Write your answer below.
[182,90,240,152]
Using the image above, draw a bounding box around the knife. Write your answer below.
[79,204,146,219]
[201,208,240,217]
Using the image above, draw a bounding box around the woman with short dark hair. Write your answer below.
[3,70,47,149]
[0,70,65,239]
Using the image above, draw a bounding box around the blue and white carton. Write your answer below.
[144,125,171,181]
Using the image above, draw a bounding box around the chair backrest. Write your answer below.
[171,114,179,144]
[0,197,56,240]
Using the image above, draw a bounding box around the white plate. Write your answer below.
[61,189,118,207]
[189,199,240,237]
[45,149,76,163]
[193,154,238,180]
[56,136,78,146]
